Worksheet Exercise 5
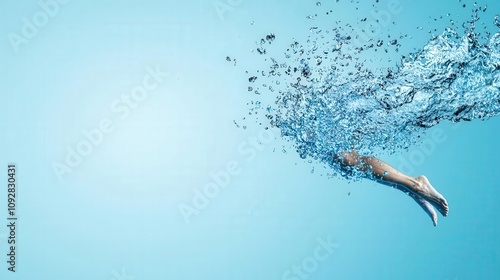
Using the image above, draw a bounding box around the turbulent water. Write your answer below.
[242,3,500,178]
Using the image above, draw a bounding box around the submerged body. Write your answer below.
[338,150,448,226]
[269,31,499,225]
[250,9,500,225]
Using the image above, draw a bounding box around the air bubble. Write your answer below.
[242,5,500,180]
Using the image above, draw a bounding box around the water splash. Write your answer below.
[244,4,500,178]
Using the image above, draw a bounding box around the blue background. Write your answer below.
[0,0,499,279]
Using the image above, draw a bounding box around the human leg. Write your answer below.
[338,150,448,220]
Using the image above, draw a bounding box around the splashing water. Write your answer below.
[243,5,500,178]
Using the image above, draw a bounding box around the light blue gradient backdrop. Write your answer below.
[0,0,499,279]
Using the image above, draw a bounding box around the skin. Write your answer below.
[338,150,449,226]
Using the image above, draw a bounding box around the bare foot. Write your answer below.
[408,192,438,226]
[413,176,449,217]
[393,183,439,226]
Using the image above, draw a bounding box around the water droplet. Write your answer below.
[241,4,500,181]
[316,56,323,65]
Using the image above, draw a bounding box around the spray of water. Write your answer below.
[242,2,500,178]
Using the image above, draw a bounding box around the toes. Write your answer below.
[411,194,439,226]
[440,206,449,217]
[428,200,448,217]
